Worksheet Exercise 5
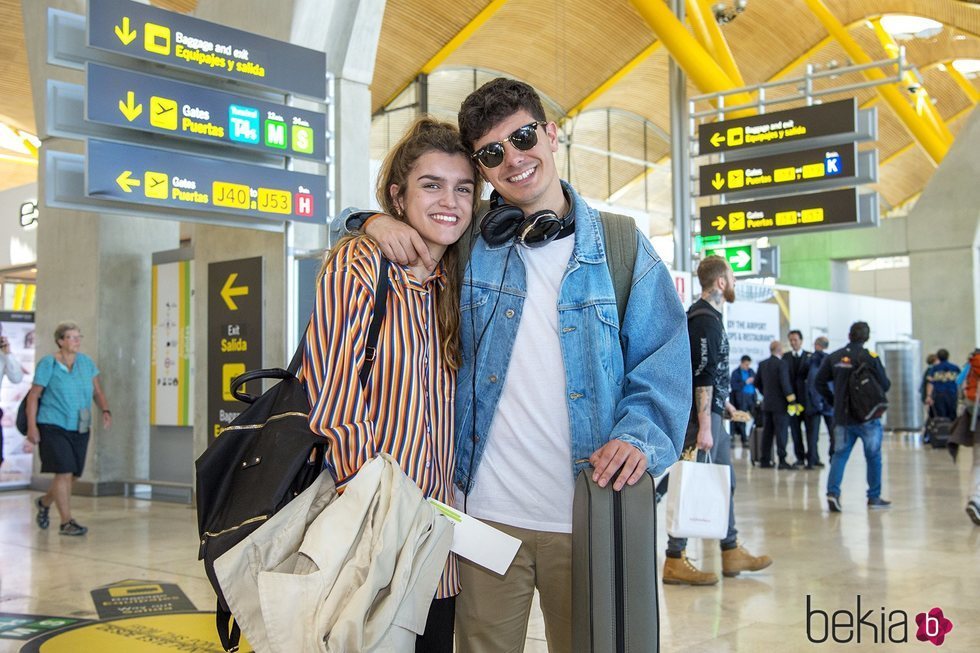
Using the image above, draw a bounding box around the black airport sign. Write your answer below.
[87,139,327,224]
[698,98,857,155]
[89,0,327,98]
[699,188,859,238]
[207,257,263,442]
[699,144,857,197]
[87,63,326,161]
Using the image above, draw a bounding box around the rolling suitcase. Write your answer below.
[749,417,775,467]
[572,470,659,653]
[925,417,953,449]
[749,423,764,465]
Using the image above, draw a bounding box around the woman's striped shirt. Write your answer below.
[302,236,459,598]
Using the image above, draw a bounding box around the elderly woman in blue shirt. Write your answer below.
[26,322,111,536]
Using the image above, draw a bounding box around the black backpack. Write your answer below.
[196,258,390,652]
[847,354,888,423]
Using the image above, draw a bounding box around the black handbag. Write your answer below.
[196,257,390,652]
[16,395,28,435]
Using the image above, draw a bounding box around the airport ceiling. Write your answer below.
[1,0,977,233]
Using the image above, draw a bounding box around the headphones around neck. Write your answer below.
[479,191,572,248]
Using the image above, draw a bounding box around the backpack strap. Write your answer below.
[216,603,241,652]
[285,256,389,390]
[359,257,390,389]
[455,207,480,275]
[686,306,717,322]
[599,211,637,327]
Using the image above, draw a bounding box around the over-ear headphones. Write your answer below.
[479,191,571,248]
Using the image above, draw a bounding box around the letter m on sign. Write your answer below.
[265,121,287,148]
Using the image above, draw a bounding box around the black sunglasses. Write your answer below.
[471,121,547,168]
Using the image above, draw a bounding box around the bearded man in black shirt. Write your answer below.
[663,256,773,585]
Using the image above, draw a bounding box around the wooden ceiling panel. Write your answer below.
[151,0,197,13]
[373,0,489,113]
[440,0,655,112]
[582,49,684,133]
[0,0,34,133]
[0,161,38,190]
[720,1,836,84]
[922,67,972,118]
[823,0,980,36]
[873,142,935,209]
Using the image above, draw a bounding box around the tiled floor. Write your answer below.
[1,434,977,651]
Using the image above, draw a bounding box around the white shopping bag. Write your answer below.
[664,453,731,539]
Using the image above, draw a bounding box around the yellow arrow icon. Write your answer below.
[221,273,249,311]
[710,132,726,148]
[118,91,142,122]
[711,172,725,190]
[711,216,727,231]
[116,170,140,193]
[114,17,137,45]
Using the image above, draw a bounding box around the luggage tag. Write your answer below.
[427,498,521,575]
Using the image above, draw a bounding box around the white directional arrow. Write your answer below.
[731,249,752,269]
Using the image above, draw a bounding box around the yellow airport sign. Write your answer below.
[143,22,171,55]
[699,98,857,155]
[149,96,178,130]
[700,188,860,238]
[117,91,142,121]
[115,170,139,192]
[144,171,168,198]
[113,16,136,45]
[699,144,856,197]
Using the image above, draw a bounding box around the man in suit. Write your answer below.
[783,330,810,467]
[756,340,796,469]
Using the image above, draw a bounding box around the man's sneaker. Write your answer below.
[867,497,892,510]
[827,494,842,513]
[662,553,718,586]
[35,497,50,529]
[59,519,88,536]
[966,501,980,526]
[722,544,773,577]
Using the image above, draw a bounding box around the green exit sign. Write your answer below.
[704,244,758,276]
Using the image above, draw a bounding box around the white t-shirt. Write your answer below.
[456,235,576,533]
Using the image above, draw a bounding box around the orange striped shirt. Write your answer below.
[302,236,458,597]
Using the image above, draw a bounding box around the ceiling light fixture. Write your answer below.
[952,58,980,78]
[711,0,747,25]
[0,123,40,157]
[879,15,943,40]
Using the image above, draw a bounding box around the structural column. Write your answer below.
[905,108,980,359]
[23,0,179,493]
[190,0,386,460]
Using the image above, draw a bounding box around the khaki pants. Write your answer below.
[455,521,571,653]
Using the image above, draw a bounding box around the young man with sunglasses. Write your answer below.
[346,78,690,652]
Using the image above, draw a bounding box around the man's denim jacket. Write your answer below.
[453,182,691,494]
[341,182,692,493]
